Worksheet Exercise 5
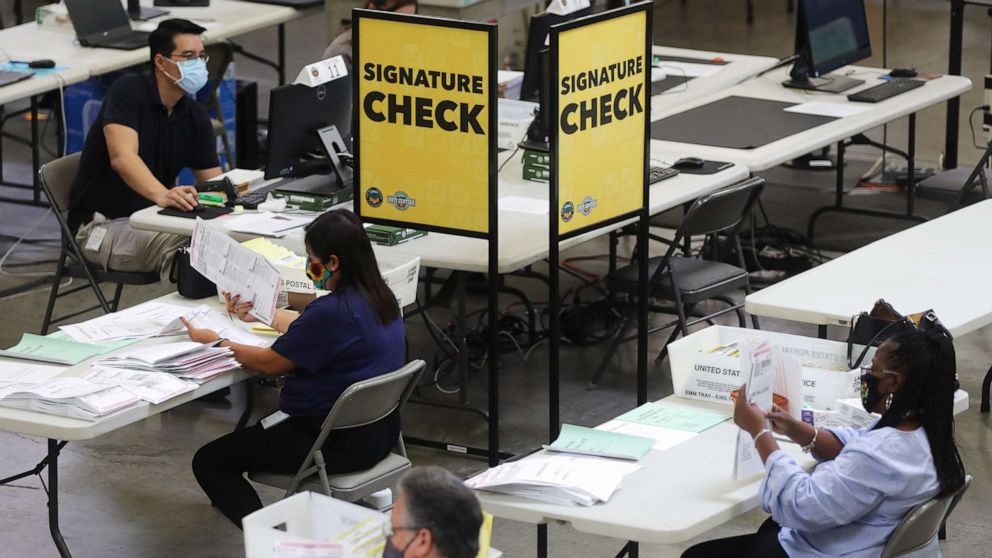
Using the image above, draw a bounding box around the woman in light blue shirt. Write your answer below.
[683,328,966,557]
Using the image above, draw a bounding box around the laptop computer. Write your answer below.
[0,70,32,88]
[64,0,150,50]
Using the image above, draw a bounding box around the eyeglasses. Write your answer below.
[170,52,210,63]
[860,364,899,377]
[381,523,422,540]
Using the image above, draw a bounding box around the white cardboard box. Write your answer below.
[668,325,864,411]
[244,491,501,558]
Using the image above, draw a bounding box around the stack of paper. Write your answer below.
[0,361,66,388]
[160,305,270,347]
[544,423,653,461]
[59,300,191,343]
[83,367,198,405]
[0,377,140,421]
[222,212,312,238]
[498,70,524,99]
[95,342,239,383]
[466,455,640,506]
[191,219,281,323]
[0,332,140,365]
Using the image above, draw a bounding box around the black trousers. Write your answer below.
[192,411,400,528]
[681,518,788,558]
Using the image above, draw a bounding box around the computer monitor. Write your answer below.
[784,0,871,93]
[264,74,352,179]
[519,7,591,150]
[520,7,592,103]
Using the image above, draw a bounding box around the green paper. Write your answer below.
[544,423,654,461]
[616,402,730,433]
[46,330,140,354]
[1,333,103,365]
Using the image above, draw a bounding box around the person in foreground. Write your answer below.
[69,19,221,278]
[384,467,483,558]
[182,209,404,528]
[683,328,966,557]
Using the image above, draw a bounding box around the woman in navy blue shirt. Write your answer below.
[183,209,405,528]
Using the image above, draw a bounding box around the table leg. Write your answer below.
[944,0,964,170]
[31,95,40,205]
[235,380,255,431]
[906,113,916,217]
[614,541,639,558]
[47,439,72,558]
[818,325,828,339]
[537,524,548,558]
[981,364,991,413]
[277,24,286,86]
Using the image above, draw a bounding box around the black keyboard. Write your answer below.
[233,182,281,208]
[847,79,925,103]
[649,165,680,184]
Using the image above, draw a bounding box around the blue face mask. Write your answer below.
[165,58,209,94]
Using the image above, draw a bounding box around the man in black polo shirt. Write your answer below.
[70,19,221,278]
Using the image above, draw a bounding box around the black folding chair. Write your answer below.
[589,177,765,388]
[39,153,159,334]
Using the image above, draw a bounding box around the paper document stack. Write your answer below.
[544,423,653,461]
[83,367,198,405]
[466,455,640,506]
[0,377,140,421]
[497,70,524,99]
[160,305,270,348]
[59,300,191,343]
[96,342,239,383]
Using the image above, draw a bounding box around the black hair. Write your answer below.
[875,329,966,497]
[399,467,482,558]
[148,19,206,65]
[304,209,400,326]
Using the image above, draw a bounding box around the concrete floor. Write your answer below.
[0,1,991,556]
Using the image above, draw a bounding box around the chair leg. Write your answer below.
[41,249,68,335]
[654,325,683,363]
[110,283,124,312]
[588,316,634,389]
[220,132,234,171]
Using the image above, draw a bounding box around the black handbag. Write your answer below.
[169,246,216,299]
[846,299,952,369]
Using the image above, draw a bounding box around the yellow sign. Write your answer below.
[355,12,495,236]
[553,8,649,236]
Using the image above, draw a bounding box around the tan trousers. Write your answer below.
[75,216,188,281]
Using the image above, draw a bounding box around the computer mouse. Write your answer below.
[889,68,917,79]
[673,157,706,170]
[28,59,55,69]
[190,204,205,213]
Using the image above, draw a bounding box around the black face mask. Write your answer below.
[860,372,885,413]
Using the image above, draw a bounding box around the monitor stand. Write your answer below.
[128,0,169,21]
[782,74,864,93]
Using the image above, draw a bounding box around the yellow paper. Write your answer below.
[475,512,494,558]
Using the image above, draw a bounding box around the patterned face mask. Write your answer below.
[305,257,333,290]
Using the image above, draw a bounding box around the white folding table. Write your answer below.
[745,199,992,411]
[649,46,778,120]
[650,65,972,240]
[477,389,969,557]
[0,293,253,558]
[476,395,815,557]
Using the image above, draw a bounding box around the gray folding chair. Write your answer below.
[248,360,426,507]
[880,474,973,558]
[589,177,765,388]
[39,153,159,334]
